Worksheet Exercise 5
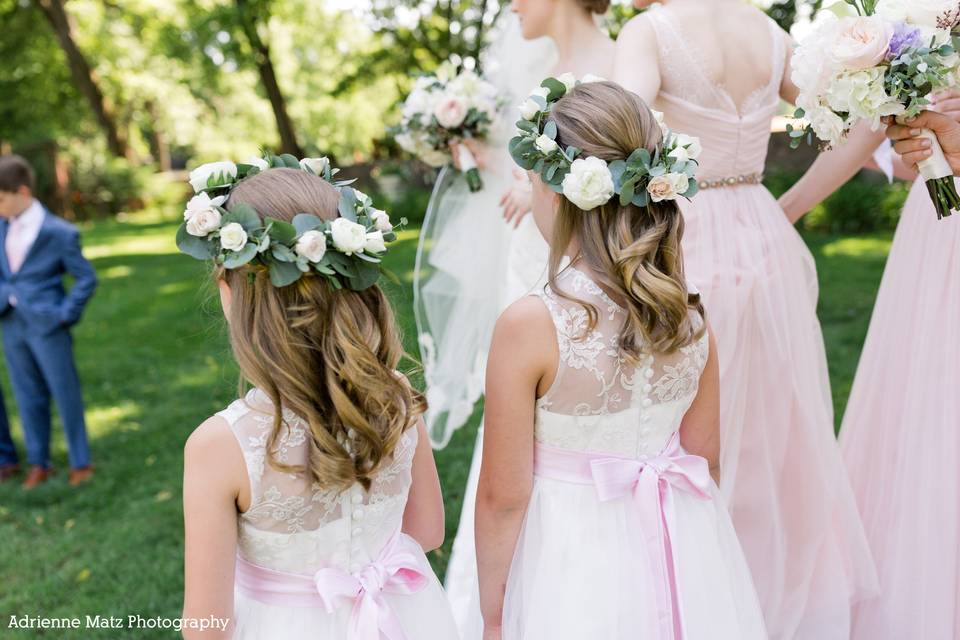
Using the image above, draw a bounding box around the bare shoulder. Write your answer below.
[495,295,554,340]
[184,415,246,485]
[184,415,235,458]
[618,11,657,42]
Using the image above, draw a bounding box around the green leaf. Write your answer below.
[222,204,261,232]
[293,213,324,234]
[271,244,297,262]
[620,180,635,207]
[222,242,258,269]
[279,154,301,169]
[542,77,567,101]
[328,252,358,277]
[338,189,358,221]
[544,120,558,140]
[627,148,651,168]
[265,218,297,244]
[631,190,650,207]
[346,262,381,291]
[269,260,302,287]
[608,160,627,188]
[176,223,215,260]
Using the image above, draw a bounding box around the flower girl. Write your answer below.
[475,80,766,640]
[178,159,459,639]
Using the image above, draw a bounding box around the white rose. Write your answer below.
[519,98,541,121]
[805,105,848,145]
[829,16,893,71]
[669,134,703,163]
[647,173,685,202]
[295,230,327,262]
[185,207,222,237]
[556,72,576,91]
[535,134,558,154]
[370,209,393,232]
[244,156,270,172]
[580,74,606,84]
[299,156,330,176]
[329,218,368,255]
[188,161,237,193]
[878,0,957,28]
[364,230,387,254]
[530,86,550,99]
[183,192,226,222]
[561,156,615,210]
[352,189,370,205]
[219,222,248,251]
[434,94,469,129]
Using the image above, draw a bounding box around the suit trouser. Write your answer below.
[0,311,90,468]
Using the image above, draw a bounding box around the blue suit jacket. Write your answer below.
[0,207,97,336]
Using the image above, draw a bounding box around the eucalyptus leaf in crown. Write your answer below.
[508,74,701,211]
[176,152,404,291]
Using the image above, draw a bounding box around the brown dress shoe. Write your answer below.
[0,464,20,482]
[22,465,54,490]
[69,465,94,486]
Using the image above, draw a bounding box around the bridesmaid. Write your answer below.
[445,3,615,639]
[781,93,960,640]
[614,1,878,637]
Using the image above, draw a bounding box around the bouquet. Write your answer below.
[393,61,503,192]
[790,0,960,218]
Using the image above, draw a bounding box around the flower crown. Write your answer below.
[176,153,402,291]
[509,74,702,211]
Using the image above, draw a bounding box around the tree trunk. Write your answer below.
[145,101,172,171]
[235,0,303,157]
[33,0,129,158]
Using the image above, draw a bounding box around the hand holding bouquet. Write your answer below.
[393,61,503,192]
[791,0,960,218]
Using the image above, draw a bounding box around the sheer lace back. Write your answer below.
[534,268,708,458]
[218,389,417,573]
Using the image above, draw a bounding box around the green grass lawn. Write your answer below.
[0,204,890,638]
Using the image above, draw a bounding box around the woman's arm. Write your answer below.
[476,297,556,640]
[678,327,721,484]
[182,417,246,639]
[612,15,662,103]
[402,418,445,551]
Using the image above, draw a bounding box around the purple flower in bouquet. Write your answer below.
[887,23,923,60]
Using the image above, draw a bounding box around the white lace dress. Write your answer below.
[501,268,766,639]
[217,390,459,639]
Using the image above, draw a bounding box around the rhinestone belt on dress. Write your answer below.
[697,172,764,190]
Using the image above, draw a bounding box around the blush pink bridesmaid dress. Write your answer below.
[645,7,878,638]
[840,178,960,640]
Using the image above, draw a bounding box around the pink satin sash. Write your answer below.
[534,433,712,640]
[235,531,430,640]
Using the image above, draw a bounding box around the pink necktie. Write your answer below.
[7,216,26,273]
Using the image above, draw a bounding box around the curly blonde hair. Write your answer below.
[218,168,425,491]
[547,81,705,357]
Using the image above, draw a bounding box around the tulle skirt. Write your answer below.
[678,185,878,639]
[502,476,766,639]
[839,178,960,640]
[231,570,459,639]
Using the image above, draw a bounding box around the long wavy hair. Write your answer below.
[546,81,705,357]
[218,168,425,491]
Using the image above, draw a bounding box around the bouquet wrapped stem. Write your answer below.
[911,126,960,218]
[456,144,483,192]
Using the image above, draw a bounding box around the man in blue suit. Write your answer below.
[0,155,97,489]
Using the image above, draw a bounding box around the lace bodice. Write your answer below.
[534,268,708,458]
[218,390,416,574]
[646,6,787,181]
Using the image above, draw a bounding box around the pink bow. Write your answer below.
[312,532,429,640]
[589,433,712,640]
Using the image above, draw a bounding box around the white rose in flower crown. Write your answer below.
[561,156,615,210]
[219,222,248,252]
[530,86,550,100]
[647,172,688,202]
[556,73,576,91]
[519,97,541,121]
[188,161,238,193]
[535,134,558,154]
[364,230,387,254]
[185,207,222,237]
[434,94,469,129]
[330,218,368,255]
[184,192,226,222]
[669,134,703,163]
[581,74,606,84]
[300,157,330,176]
[244,157,270,172]
[829,16,893,71]
[295,230,327,263]
[370,209,393,232]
